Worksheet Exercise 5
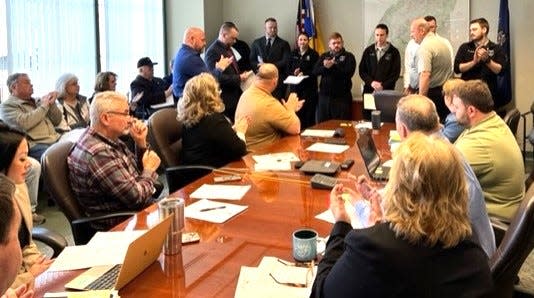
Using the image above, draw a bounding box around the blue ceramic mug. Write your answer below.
[292,229,318,262]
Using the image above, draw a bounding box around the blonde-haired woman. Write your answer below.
[55,73,89,131]
[441,78,465,142]
[177,73,247,168]
[311,133,492,297]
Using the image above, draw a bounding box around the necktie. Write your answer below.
[265,38,272,56]
[227,47,239,73]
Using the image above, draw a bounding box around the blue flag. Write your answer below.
[497,0,512,105]
[297,0,315,37]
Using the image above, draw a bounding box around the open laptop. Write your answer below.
[65,215,172,291]
[356,129,391,181]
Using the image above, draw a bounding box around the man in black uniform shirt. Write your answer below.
[454,18,508,109]
[313,32,356,122]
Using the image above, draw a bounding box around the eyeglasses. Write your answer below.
[268,258,314,288]
[106,110,130,117]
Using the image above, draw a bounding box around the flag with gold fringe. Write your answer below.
[296,0,325,53]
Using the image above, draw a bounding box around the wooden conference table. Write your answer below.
[35,120,395,297]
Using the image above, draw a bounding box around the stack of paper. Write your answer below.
[235,256,316,298]
[185,199,248,223]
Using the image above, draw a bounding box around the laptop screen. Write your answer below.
[356,129,381,173]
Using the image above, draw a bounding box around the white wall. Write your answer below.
[166,0,534,146]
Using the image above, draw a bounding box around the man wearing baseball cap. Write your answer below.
[130,56,172,119]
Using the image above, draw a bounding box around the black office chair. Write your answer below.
[147,108,212,193]
[41,141,135,245]
[370,90,402,123]
[489,183,534,298]
[32,226,68,258]
[521,102,534,161]
[502,107,521,137]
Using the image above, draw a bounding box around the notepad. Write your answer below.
[185,199,248,223]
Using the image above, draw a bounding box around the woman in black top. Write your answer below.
[177,73,248,168]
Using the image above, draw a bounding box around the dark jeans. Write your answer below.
[317,94,352,123]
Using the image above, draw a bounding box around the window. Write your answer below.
[0,0,165,101]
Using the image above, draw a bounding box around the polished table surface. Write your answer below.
[35,120,395,297]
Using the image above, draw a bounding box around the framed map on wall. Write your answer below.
[364,0,470,64]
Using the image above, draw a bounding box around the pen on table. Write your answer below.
[199,206,226,212]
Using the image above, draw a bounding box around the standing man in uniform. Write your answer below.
[313,32,356,122]
[410,18,453,122]
[454,18,508,110]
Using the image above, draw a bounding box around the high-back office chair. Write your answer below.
[147,108,182,167]
[370,90,402,123]
[489,184,534,298]
[147,108,212,193]
[41,141,135,245]
[32,226,68,258]
[502,107,521,136]
[521,101,534,161]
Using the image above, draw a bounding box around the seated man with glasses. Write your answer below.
[67,91,162,230]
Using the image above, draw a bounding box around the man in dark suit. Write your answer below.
[250,17,291,100]
[205,22,252,121]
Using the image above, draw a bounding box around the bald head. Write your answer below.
[396,94,440,136]
[254,63,279,92]
[183,27,206,51]
[410,18,430,44]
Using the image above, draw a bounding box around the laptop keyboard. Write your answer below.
[85,264,122,290]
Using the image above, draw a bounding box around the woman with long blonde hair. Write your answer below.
[311,133,492,297]
[177,73,247,168]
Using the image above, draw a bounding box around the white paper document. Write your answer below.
[185,199,248,223]
[150,95,174,109]
[252,152,299,163]
[48,245,127,272]
[235,256,316,298]
[355,121,373,130]
[190,184,251,201]
[283,75,309,85]
[254,161,292,172]
[48,230,148,272]
[44,290,120,298]
[87,230,146,247]
[252,152,298,171]
[363,93,376,110]
[300,129,336,138]
[305,142,350,154]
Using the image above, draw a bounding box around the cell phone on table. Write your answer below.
[182,232,200,244]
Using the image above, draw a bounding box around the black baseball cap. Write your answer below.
[137,57,158,68]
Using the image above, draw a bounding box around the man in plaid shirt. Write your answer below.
[68,91,161,230]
